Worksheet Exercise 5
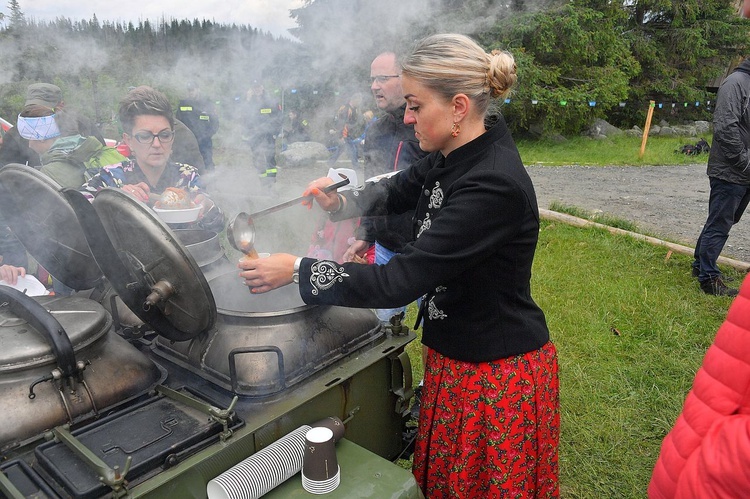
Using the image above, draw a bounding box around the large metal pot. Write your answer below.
[154,272,382,396]
[0,292,163,450]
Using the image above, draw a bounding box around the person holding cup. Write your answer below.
[238,33,559,498]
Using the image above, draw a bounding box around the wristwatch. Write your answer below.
[292,257,302,284]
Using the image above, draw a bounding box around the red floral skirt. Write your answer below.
[412,341,560,498]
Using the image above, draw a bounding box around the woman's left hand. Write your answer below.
[238,253,298,294]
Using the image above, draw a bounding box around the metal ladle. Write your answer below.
[227,175,350,256]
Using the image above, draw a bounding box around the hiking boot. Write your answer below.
[700,276,739,297]
[692,265,735,282]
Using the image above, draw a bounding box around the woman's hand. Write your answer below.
[0,265,26,286]
[238,253,298,294]
[343,239,370,263]
[301,177,339,211]
[122,182,151,203]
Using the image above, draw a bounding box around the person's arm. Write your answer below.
[80,165,126,201]
[0,264,26,285]
[713,80,750,171]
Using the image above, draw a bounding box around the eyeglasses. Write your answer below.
[370,75,401,84]
[132,129,175,145]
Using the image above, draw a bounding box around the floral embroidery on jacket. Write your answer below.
[310,260,350,296]
[427,296,447,321]
[417,212,431,238]
[429,181,443,209]
[427,286,447,321]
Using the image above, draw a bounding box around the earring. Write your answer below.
[451,122,460,138]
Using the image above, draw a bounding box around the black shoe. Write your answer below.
[700,276,739,297]
[691,266,700,278]
[410,386,422,421]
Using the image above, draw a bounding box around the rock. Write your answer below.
[672,125,697,137]
[550,133,568,143]
[587,118,624,138]
[658,127,676,136]
[279,141,330,168]
[694,121,710,135]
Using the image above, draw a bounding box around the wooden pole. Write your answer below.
[539,208,750,273]
[639,100,656,159]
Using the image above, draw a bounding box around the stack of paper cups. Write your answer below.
[301,427,340,494]
[206,425,311,499]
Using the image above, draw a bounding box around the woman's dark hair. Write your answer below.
[118,85,174,133]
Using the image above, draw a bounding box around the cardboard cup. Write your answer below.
[310,416,345,443]
[302,427,338,482]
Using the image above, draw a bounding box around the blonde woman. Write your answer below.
[239,34,559,497]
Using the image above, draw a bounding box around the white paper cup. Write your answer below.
[207,425,310,499]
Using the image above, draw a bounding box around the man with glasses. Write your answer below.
[342,51,429,425]
[344,51,428,308]
[82,86,224,232]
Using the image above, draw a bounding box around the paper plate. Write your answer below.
[0,274,49,296]
[153,205,201,224]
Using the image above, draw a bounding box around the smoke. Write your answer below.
[0,0,549,286]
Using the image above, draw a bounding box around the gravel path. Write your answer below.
[526,163,750,265]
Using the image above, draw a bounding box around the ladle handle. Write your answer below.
[248,176,351,219]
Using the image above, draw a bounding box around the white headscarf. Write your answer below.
[17,114,61,141]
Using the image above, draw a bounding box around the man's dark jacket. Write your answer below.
[707,58,750,185]
[359,104,428,251]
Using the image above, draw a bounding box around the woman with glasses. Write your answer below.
[239,34,559,497]
[82,86,223,231]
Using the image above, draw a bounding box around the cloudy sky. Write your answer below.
[13,0,306,38]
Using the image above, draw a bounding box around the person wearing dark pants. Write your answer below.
[693,178,750,295]
[692,57,750,297]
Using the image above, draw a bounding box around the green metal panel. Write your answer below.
[264,439,424,499]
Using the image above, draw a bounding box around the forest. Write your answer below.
[0,0,749,138]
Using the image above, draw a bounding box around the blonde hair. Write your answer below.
[401,33,517,116]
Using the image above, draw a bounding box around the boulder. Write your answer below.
[694,121,710,135]
[587,118,624,138]
[279,141,330,168]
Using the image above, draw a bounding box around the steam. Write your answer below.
[0,0,551,276]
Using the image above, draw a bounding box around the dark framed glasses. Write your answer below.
[132,129,175,145]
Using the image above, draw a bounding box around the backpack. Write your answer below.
[678,144,699,155]
[695,138,711,154]
[677,138,710,156]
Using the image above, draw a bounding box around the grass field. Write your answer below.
[516,134,710,167]
[398,219,740,498]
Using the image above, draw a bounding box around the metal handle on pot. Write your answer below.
[0,286,78,379]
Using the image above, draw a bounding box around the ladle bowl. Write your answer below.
[227,175,350,255]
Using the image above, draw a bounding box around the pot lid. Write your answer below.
[0,164,103,290]
[63,187,216,341]
[0,294,110,372]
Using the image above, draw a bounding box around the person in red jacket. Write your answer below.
[649,273,750,498]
